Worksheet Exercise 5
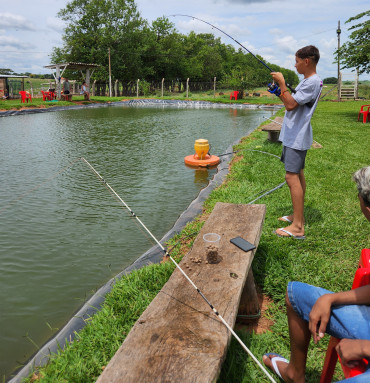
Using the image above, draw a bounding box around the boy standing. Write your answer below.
[271,45,322,239]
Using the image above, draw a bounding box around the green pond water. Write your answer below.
[0,104,275,379]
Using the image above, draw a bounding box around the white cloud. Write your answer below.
[0,35,35,50]
[0,12,37,31]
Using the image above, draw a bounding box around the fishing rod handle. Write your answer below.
[286,83,296,93]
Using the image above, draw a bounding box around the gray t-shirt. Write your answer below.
[279,74,322,150]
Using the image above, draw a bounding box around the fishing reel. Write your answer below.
[267,82,281,97]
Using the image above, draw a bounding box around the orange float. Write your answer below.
[184,139,220,168]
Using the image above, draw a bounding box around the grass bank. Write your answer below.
[20,100,368,383]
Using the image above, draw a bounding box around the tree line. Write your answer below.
[51,0,298,90]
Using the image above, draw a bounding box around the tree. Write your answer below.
[52,0,148,81]
[0,68,15,75]
[323,77,338,84]
[337,10,370,74]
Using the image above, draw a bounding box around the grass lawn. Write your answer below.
[15,100,370,383]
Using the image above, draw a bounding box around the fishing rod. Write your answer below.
[81,157,277,383]
[170,14,296,94]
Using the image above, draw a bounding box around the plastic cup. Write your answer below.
[203,233,221,249]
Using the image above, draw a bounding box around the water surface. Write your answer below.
[0,104,274,378]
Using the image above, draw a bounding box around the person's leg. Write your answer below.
[277,148,306,237]
[281,170,305,236]
[263,290,309,383]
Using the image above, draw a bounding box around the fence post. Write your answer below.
[137,79,140,97]
[214,77,216,98]
[115,80,118,97]
[92,80,97,97]
[162,78,164,98]
[186,78,189,98]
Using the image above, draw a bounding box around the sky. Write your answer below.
[0,0,369,81]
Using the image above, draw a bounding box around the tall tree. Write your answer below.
[337,10,370,74]
[52,0,148,81]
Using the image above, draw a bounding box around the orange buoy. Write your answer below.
[184,139,220,167]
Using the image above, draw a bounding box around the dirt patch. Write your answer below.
[236,291,275,334]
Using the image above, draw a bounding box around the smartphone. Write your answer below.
[230,236,256,252]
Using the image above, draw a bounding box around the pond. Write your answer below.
[0,103,276,379]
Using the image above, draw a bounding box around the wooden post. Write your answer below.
[86,69,91,94]
[337,20,341,102]
[55,65,61,99]
[161,78,164,98]
[108,48,112,97]
[92,80,97,97]
[136,79,140,97]
[115,80,118,97]
[214,76,216,98]
[237,269,260,322]
[355,68,359,100]
[186,78,189,98]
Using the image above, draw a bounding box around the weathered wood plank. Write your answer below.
[97,202,266,383]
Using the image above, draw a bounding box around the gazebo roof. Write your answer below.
[0,75,29,78]
[44,62,100,70]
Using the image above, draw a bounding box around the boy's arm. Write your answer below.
[309,285,370,343]
[270,72,299,111]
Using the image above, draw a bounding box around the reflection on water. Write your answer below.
[0,104,274,379]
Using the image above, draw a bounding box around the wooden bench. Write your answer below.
[97,202,266,383]
[262,117,283,142]
[61,94,73,101]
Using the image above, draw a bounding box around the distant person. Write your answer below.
[63,78,70,95]
[2,89,9,99]
[80,81,90,101]
[271,45,323,239]
[263,165,370,383]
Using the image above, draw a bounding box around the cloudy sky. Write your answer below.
[1,0,369,80]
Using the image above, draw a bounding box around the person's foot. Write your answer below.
[278,215,293,223]
[263,353,291,382]
[275,224,304,238]
[263,353,306,383]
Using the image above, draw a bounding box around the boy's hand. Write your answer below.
[270,72,285,86]
[336,339,370,367]
[308,294,333,343]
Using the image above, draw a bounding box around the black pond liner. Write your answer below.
[0,98,282,118]
[7,100,282,382]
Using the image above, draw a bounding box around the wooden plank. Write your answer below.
[97,202,266,383]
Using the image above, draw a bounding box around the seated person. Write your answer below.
[63,78,70,95]
[263,165,370,383]
[80,81,90,100]
[2,89,9,99]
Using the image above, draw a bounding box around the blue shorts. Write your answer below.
[280,146,307,173]
[288,282,370,382]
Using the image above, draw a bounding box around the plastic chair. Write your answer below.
[320,248,370,382]
[230,91,239,100]
[357,105,370,123]
[19,91,32,103]
[41,90,49,101]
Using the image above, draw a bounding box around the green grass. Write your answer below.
[19,100,369,382]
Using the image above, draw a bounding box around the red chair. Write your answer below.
[19,91,32,103]
[230,91,239,100]
[320,248,370,382]
[41,90,49,101]
[357,105,370,123]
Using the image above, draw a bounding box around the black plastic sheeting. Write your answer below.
[1,98,282,119]
[7,100,282,382]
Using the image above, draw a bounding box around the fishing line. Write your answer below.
[81,157,277,383]
[170,14,296,94]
